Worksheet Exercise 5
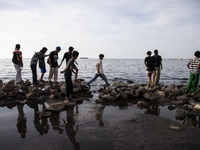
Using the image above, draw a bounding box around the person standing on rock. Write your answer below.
[152,49,163,85]
[59,46,74,68]
[185,51,200,95]
[48,46,61,83]
[144,51,155,87]
[12,44,23,84]
[39,48,49,82]
[86,54,109,87]
[60,51,79,101]
[30,47,48,85]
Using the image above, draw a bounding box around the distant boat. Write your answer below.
[79,57,88,59]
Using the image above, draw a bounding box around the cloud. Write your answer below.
[0,0,200,58]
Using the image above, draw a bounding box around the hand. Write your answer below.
[60,70,65,74]
[72,78,77,84]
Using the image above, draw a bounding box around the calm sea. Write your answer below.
[0,58,194,150]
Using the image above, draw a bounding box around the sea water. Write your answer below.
[0,58,195,149]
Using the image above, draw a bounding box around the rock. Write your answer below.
[176,96,190,102]
[44,86,51,95]
[170,101,185,105]
[73,87,81,93]
[0,91,6,99]
[4,80,15,92]
[194,104,200,111]
[137,101,149,107]
[23,79,31,86]
[136,87,147,94]
[82,85,90,91]
[95,99,104,103]
[50,102,66,110]
[36,111,52,117]
[101,94,115,101]
[110,90,118,97]
[168,105,176,110]
[51,89,61,98]
[60,84,66,95]
[170,125,181,130]
[26,92,36,100]
[170,84,175,90]
[0,80,3,85]
[8,85,20,97]
[143,92,155,101]
[49,94,55,100]
[154,90,165,99]
[175,109,186,120]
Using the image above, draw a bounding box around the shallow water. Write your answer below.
[0,58,199,149]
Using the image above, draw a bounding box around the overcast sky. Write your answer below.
[0,0,200,59]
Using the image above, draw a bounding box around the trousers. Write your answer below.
[48,67,58,82]
[87,73,109,87]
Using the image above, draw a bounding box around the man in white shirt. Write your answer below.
[86,54,109,87]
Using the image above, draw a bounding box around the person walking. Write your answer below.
[86,54,109,87]
[152,49,163,85]
[30,47,48,85]
[48,46,61,83]
[60,51,79,101]
[12,44,23,84]
[39,48,48,82]
[59,46,74,67]
[185,51,200,95]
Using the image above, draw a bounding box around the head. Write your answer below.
[194,51,200,58]
[147,51,152,56]
[55,46,61,53]
[15,44,20,50]
[72,51,79,59]
[68,46,74,52]
[99,54,104,60]
[40,47,48,54]
[154,49,158,55]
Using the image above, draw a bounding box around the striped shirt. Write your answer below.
[188,57,200,74]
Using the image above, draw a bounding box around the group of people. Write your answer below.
[12,44,200,101]
[12,44,108,101]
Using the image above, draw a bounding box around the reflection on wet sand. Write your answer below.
[16,104,27,138]
[95,104,105,127]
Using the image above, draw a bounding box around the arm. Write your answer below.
[160,61,163,70]
[144,60,148,69]
[97,63,100,74]
[58,56,65,68]
[71,66,78,83]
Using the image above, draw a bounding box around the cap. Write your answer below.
[56,46,61,51]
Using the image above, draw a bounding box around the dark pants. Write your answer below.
[64,71,73,98]
[31,64,37,85]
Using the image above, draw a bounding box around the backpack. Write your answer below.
[12,53,18,64]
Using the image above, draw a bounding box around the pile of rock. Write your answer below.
[96,81,200,112]
[0,79,92,104]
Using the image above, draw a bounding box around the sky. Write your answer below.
[0,0,200,59]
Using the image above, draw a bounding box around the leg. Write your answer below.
[192,73,200,93]
[86,74,99,85]
[54,67,58,82]
[31,64,37,85]
[15,64,22,83]
[185,72,194,92]
[48,67,54,82]
[147,73,153,86]
[155,67,161,84]
[65,72,72,98]
[99,74,109,87]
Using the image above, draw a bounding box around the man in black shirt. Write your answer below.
[48,46,61,82]
[59,46,74,68]
[152,49,163,85]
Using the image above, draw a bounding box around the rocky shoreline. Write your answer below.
[0,79,200,119]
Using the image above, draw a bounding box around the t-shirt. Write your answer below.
[13,50,22,65]
[39,54,48,68]
[65,58,75,76]
[188,57,200,74]
[49,51,58,67]
[145,56,155,71]
[95,59,104,74]
[63,52,72,65]
[153,55,162,67]
[30,52,39,65]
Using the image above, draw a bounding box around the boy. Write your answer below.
[60,51,79,101]
[59,46,74,67]
[86,54,109,87]
[185,51,200,95]
[48,46,61,83]
[39,47,48,82]
[144,51,155,87]
[30,47,48,85]
[152,49,163,85]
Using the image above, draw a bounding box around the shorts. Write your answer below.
[40,67,46,73]
[146,70,155,74]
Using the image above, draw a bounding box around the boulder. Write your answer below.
[170,100,185,105]
[101,94,115,101]
[60,84,66,95]
[176,96,190,103]
[143,92,155,101]
[154,90,165,99]
[137,101,149,107]
[26,92,36,100]
[0,91,6,99]
[110,90,118,97]
[4,80,15,92]
[175,109,186,120]
[51,89,61,98]
[36,111,52,117]
[8,85,20,97]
